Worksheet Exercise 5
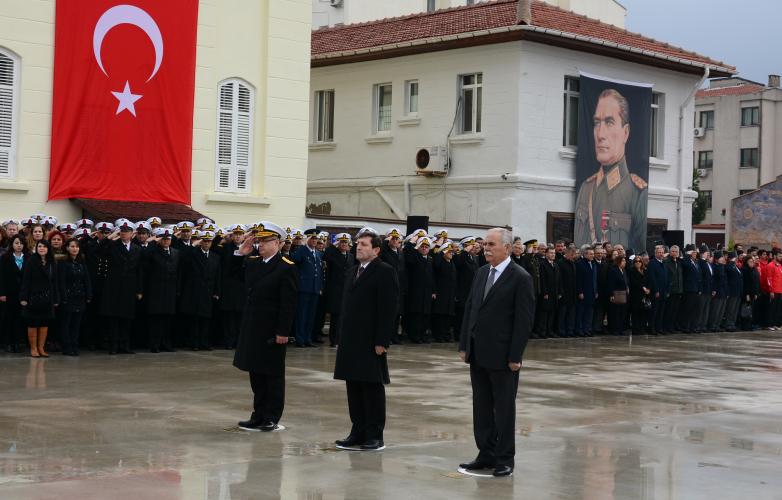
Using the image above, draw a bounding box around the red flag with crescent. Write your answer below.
[49,0,198,204]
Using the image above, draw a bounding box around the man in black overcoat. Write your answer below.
[144,227,180,352]
[380,228,406,344]
[323,232,355,347]
[536,247,559,337]
[334,230,399,451]
[179,231,221,350]
[99,221,143,354]
[458,228,535,477]
[404,235,433,343]
[234,222,298,432]
[216,225,247,349]
[454,237,480,340]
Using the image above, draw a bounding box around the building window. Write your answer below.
[314,89,335,143]
[405,80,419,116]
[699,110,714,129]
[562,76,580,147]
[741,106,759,126]
[698,150,713,169]
[427,0,436,12]
[740,148,759,168]
[372,83,392,133]
[650,92,665,158]
[216,79,254,193]
[466,0,475,5]
[702,190,712,210]
[739,189,754,196]
[0,48,19,179]
[459,73,482,134]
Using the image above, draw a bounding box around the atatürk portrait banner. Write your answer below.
[574,72,652,254]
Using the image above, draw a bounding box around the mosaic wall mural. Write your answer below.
[731,175,782,248]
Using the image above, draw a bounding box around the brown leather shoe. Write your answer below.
[37,329,49,358]
[27,330,39,358]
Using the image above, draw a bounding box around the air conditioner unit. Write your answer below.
[697,168,708,177]
[330,0,344,7]
[693,127,706,138]
[415,146,448,176]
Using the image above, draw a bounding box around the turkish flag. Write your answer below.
[49,0,199,205]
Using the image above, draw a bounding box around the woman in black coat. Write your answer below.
[741,256,761,331]
[20,240,59,357]
[607,256,629,336]
[628,257,651,335]
[404,239,434,343]
[0,235,27,353]
[431,248,457,342]
[57,239,92,356]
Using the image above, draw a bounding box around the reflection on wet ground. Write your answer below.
[2,331,782,499]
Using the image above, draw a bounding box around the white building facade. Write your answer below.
[306,0,733,244]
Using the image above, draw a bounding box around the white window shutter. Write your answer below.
[215,80,253,193]
[0,52,15,178]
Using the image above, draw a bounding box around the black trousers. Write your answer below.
[108,317,132,352]
[454,305,466,340]
[148,314,173,351]
[432,313,454,342]
[608,304,626,335]
[771,295,782,327]
[664,294,682,331]
[592,301,607,333]
[222,311,242,348]
[59,310,84,354]
[250,371,285,424]
[680,292,701,332]
[312,296,327,338]
[328,312,341,346]
[650,296,666,333]
[346,380,386,441]
[189,316,211,349]
[470,362,520,468]
[557,302,575,337]
[535,304,556,336]
[755,293,769,328]
[406,312,428,343]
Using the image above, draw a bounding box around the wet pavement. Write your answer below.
[2,331,782,500]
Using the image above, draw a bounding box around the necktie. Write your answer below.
[484,267,497,300]
[355,265,364,283]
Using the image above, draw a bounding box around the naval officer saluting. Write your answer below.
[233,222,298,432]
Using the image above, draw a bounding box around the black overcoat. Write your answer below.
[380,242,406,314]
[432,253,456,315]
[0,254,25,316]
[323,246,355,313]
[57,259,92,313]
[403,244,433,314]
[538,259,559,312]
[334,259,399,384]
[215,242,245,312]
[179,247,221,318]
[233,253,298,375]
[20,257,59,321]
[99,239,143,319]
[144,245,181,316]
[454,251,479,307]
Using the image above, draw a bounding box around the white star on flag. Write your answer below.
[111,81,142,117]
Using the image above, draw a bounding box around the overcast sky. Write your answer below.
[621,0,779,84]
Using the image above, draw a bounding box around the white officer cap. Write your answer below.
[335,232,352,243]
[355,227,379,238]
[146,217,162,227]
[96,222,115,233]
[135,221,152,233]
[386,227,403,239]
[77,218,94,228]
[415,237,432,249]
[155,227,174,238]
[177,221,195,230]
[74,228,92,238]
[254,221,286,239]
[200,231,215,241]
[2,218,20,226]
[42,216,58,227]
[196,217,214,227]
[117,220,136,232]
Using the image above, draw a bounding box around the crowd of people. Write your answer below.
[0,214,776,358]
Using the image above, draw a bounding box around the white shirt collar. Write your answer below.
[490,256,512,278]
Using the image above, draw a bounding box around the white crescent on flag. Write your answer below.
[93,4,164,82]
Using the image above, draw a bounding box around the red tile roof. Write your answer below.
[312,0,733,73]
[72,198,208,224]
[696,84,765,98]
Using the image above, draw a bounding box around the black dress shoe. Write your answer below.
[359,439,385,450]
[493,465,513,477]
[260,422,280,432]
[108,350,117,355]
[238,419,265,431]
[335,434,363,448]
[459,459,494,471]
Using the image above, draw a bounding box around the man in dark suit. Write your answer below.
[697,248,715,332]
[458,228,535,477]
[323,233,356,347]
[99,220,143,355]
[334,230,399,451]
[536,247,559,337]
[234,222,298,432]
[556,247,577,337]
[291,229,324,347]
[575,245,598,337]
[647,245,670,335]
[680,245,703,333]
